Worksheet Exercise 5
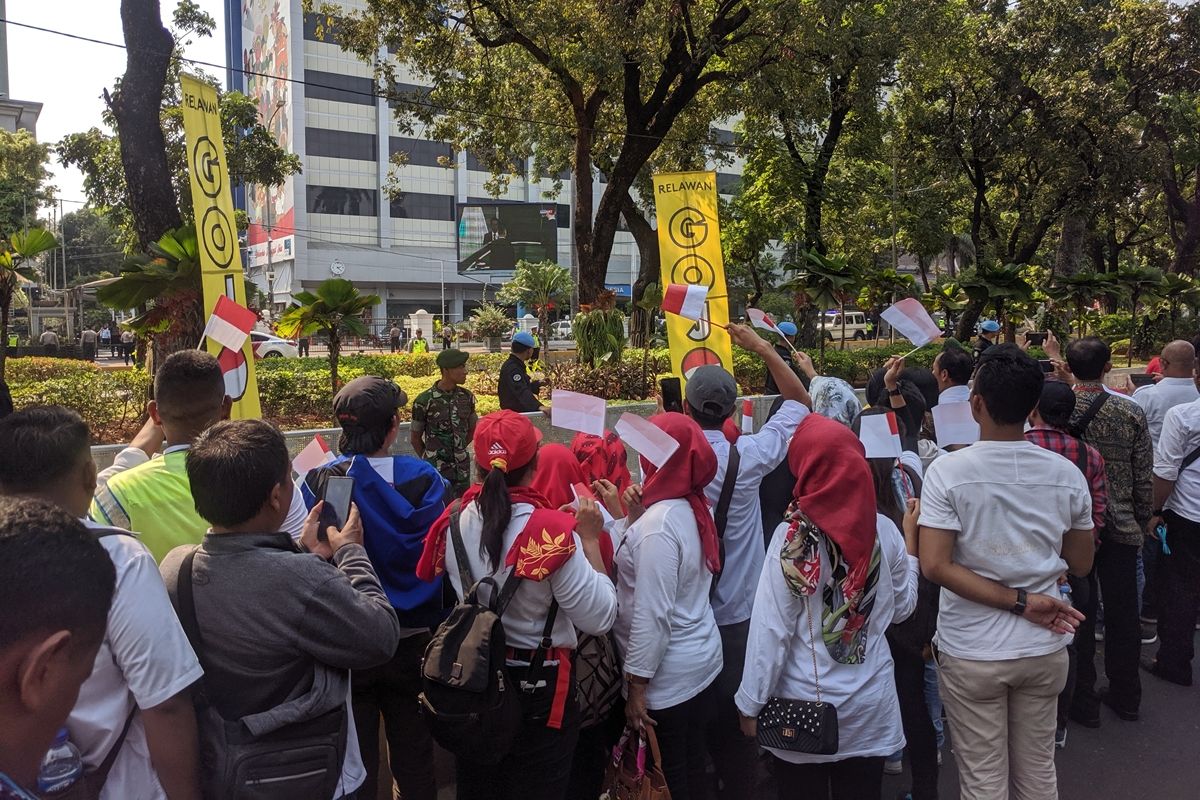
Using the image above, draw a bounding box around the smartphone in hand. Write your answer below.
[660,377,683,414]
[318,476,354,541]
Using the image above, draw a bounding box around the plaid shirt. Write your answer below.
[1025,426,1109,536]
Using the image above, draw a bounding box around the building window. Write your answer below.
[716,172,742,195]
[557,204,571,229]
[304,70,375,106]
[710,127,738,147]
[307,186,379,216]
[388,137,453,168]
[306,128,378,162]
[387,83,435,110]
[390,192,455,221]
[303,12,343,44]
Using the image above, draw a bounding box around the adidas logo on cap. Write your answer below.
[488,442,507,456]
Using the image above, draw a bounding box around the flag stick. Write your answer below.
[898,343,926,360]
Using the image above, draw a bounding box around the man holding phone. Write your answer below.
[299,376,448,800]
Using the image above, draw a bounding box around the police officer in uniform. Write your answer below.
[410,349,478,497]
[498,331,547,414]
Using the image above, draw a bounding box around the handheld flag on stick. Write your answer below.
[201,295,258,352]
[881,298,942,349]
[662,284,710,321]
[859,412,902,459]
[292,434,335,477]
[551,390,607,438]
[741,398,755,435]
[615,413,679,469]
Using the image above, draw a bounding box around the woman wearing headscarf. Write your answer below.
[571,430,632,493]
[613,412,724,800]
[416,411,617,800]
[809,376,863,428]
[737,413,920,800]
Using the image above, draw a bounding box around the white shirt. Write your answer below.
[613,499,723,709]
[703,399,810,626]
[446,501,617,651]
[70,521,203,800]
[736,515,918,763]
[919,441,1093,661]
[1155,397,1200,523]
[1134,377,1199,446]
[937,384,970,405]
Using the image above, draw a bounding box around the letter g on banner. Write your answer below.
[668,206,710,249]
[192,137,223,198]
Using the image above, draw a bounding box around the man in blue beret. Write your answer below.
[498,331,547,414]
[764,320,806,395]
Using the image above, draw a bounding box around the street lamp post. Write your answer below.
[260,100,286,319]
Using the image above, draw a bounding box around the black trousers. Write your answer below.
[351,632,436,800]
[1072,539,1142,715]
[456,667,580,800]
[653,680,718,800]
[1059,572,1092,729]
[1156,511,1200,681]
[772,755,885,800]
[708,620,759,800]
[891,642,939,799]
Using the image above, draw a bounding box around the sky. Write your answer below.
[5,0,229,214]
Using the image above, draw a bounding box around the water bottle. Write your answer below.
[1059,581,1073,608]
[37,728,83,794]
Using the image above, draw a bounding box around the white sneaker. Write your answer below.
[884,757,903,775]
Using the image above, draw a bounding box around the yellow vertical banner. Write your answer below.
[652,171,733,384]
[179,74,262,418]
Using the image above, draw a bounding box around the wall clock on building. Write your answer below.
[330,259,345,276]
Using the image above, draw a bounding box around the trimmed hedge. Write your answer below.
[7,358,151,443]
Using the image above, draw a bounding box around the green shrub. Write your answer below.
[8,359,150,443]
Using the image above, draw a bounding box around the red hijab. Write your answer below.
[531,443,587,509]
[571,431,632,493]
[787,413,878,599]
[638,412,721,573]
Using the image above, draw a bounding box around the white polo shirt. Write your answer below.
[1134,377,1199,446]
[70,521,203,800]
[1155,397,1200,523]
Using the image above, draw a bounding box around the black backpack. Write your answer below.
[418,504,558,764]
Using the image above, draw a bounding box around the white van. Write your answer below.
[819,310,870,341]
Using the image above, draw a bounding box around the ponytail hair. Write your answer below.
[476,460,537,571]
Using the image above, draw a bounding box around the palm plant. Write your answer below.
[496,259,574,353]
[785,250,860,368]
[861,267,917,345]
[954,264,1036,341]
[277,278,380,394]
[1049,271,1120,338]
[0,228,58,378]
[1113,266,1165,366]
[1158,273,1200,340]
[97,226,205,357]
[923,279,967,339]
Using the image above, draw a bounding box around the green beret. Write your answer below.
[437,348,469,369]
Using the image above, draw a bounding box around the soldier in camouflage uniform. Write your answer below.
[410,348,478,497]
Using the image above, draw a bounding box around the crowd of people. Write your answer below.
[1,319,1198,800]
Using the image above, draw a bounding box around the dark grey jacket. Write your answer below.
[160,533,400,722]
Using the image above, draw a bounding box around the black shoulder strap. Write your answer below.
[521,600,560,694]
[447,500,473,594]
[176,546,203,651]
[1181,444,1200,473]
[1070,392,1110,439]
[89,708,137,790]
[1071,440,1090,473]
[715,444,741,540]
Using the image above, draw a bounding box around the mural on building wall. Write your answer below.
[241,0,295,267]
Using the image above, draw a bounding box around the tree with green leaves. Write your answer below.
[321,0,790,304]
[955,264,1036,342]
[859,267,917,344]
[1050,271,1120,337]
[0,229,60,378]
[61,208,125,285]
[495,259,574,353]
[0,130,55,243]
[277,279,381,395]
[1158,273,1200,339]
[58,0,301,252]
[785,250,860,367]
[1114,266,1165,365]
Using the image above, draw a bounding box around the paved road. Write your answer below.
[879,636,1199,799]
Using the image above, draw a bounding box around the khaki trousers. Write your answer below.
[936,648,1068,800]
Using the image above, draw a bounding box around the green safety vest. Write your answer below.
[412,339,429,353]
[90,450,209,562]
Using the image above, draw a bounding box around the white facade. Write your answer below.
[225,0,743,336]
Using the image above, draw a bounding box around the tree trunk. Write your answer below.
[112,0,184,250]
[1054,213,1089,277]
[916,254,931,292]
[0,286,10,379]
[955,301,984,342]
[623,195,659,349]
[329,329,340,396]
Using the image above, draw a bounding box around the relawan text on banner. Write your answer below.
[179,74,262,418]
[653,171,733,384]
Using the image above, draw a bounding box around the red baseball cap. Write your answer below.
[473,410,542,473]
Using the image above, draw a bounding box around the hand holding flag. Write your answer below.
[202,295,259,352]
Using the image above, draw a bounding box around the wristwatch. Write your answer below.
[1010,588,1028,616]
[887,387,903,397]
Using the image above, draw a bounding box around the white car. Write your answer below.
[550,320,573,340]
[819,310,870,341]
[251,331,299,358]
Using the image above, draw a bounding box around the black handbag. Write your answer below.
[756,591,839,755]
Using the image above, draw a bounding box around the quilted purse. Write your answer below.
[755,592,839,755]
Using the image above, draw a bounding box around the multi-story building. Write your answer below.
[225,0,743,335]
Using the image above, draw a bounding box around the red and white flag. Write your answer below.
[202,295,258,352]
[741,398,755,434]
[615,412,679,469]
[881,298,942,348]
[292,434,335,477]
[551,390,607,437]
[662,283,709,321]
[747,307,783,336]
[859,412,902,459]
